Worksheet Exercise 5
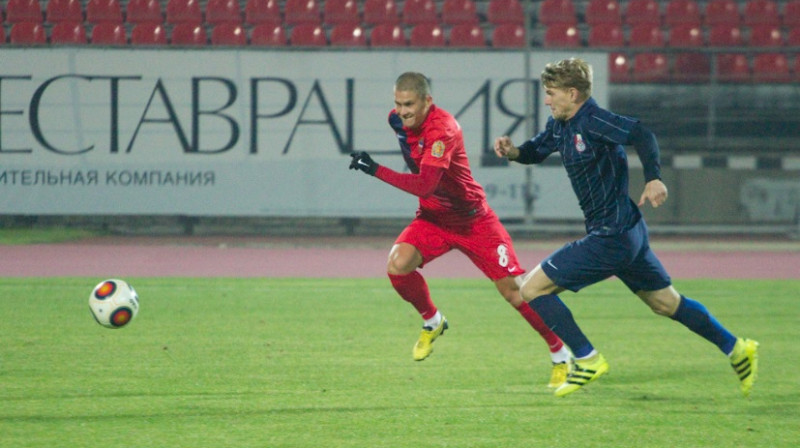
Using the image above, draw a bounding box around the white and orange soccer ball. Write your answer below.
[89,279,139,328]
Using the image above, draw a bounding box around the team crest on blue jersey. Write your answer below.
[574,134,586,152]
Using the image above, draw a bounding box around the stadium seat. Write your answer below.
[794,55,800,81]
[588,23,624,46]
[285,0,321,25]
[166,0,202,24]
[708,24,743,46]
[628,23,664,47]
[743,0,779,26]
[752,52,791,82]
[538,0,576,26]
[585,0,622,26]
[9,21,46,43]
[45,0,83,24]
[50,21,86,43]
[329,23,366,46]
[448,23,485,47]
[703,0,740,26]
[402,0,438,25]
[783,1,800,27]
[369,23,406,46]
[748,25,783,47]
[250,22,286,45]
[211,22,245,45]
[487,0,524,25]
[363,0,399,25]
[632,52,669,82]
[0,26,6,43]
[491,23,525,47]
[245,0,280,25]
[787,28,800,46]
[126,0,162,24]
[86,0,122,24]
[409,23,445,46]
[668,23,704,47]
[289,23,327,45]
[5,0,43,24]
[624,0,661,26]
[715,53,750,82]
[664,0,701,26]
[91,22,126,44]
[441,0,478,25]
[171,22,206,45]
[130,22,167,44]
[206,0,241,25]
[543,23,581,47]
[672,52,710,82]
[608,52,631,82]
[323,0,360,25]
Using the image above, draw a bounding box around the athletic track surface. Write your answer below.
[1,236,798,279]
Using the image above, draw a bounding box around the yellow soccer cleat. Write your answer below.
[730,338,759,397]
[412,318,448,361]
[548,360,570,389]
[555,353,609,397]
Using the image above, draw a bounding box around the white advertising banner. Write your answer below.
[0,48,607,219]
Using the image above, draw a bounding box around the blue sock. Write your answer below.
[528,294,595,358]
[671,295,737,354]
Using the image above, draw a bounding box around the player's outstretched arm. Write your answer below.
[493,136,520,160]
[638,179,668,208]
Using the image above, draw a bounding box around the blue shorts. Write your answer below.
[541,218,672,293]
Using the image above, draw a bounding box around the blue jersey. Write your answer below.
[516,98,661,236]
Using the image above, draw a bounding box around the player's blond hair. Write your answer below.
[541,58,593,102]
[395,72,432,99]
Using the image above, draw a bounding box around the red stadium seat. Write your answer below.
[628,23,664,47]
[211,22,245,44]
[166,0,202,24]
[491,23,525,47]
[624,0,661,26]
[249,22,286,45]
[538,0,576,26]
[608,52,631,82]
[9,21,46,43]
[743,0,779,26]
[402,0,438,25]
[369,23,406,46]
[170,22,206,45]
[748,25,783,47]
[0,26,6,43]
[409,23,445,46]
[672,52,711,82]
[715,53,750,82]
[783,1,800,27]
[703,0,740,26]
[632,52,669,82]
[206,0,241,25]
[5,0,43,24]
[46,0,83,23]
[708,24,743,46]
[245,0,280,25]
[787,28,800,46]
[668,23,704,47]
[752,52,791,82]
[130,22,167,44]
[323,0,359,25]
[585,0,622,26]
[329,22,366,46]
[363,0,399,25]
[289,23,327,45]
[441,0,478,25]
[487,0,524,25]
[285,0,321,25]
[86,0,122,24]
[50,21,86,43]
[794,55,800,81]
[543,23,581,47]
[664,0,701,26]
[588,23,624,46]
[126,0,162,24]
[448,23,485,47]
[91,22,126,44]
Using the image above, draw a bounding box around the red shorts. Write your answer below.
[395,209,525,281]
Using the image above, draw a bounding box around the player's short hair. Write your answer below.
[541,58,593,102]
[395,72,432,99]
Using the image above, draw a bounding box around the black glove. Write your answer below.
[349,151,379,176]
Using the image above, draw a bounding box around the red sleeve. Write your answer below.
[374,164,444,198]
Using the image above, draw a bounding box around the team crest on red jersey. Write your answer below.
[431,140,445,158]
[574,134,586,152]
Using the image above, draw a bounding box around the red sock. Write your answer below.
[389,271,437,320]
[515,302,564,353]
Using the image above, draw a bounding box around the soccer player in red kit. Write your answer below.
[349,72,571,387]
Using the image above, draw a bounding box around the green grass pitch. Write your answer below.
[1,277,797,447]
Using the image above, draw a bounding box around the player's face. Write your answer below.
[544,86,578,121]
[394,89,432,130]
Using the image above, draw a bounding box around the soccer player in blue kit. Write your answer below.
[493,58,759,397]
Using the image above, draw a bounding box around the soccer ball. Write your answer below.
[89,279,139,328]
